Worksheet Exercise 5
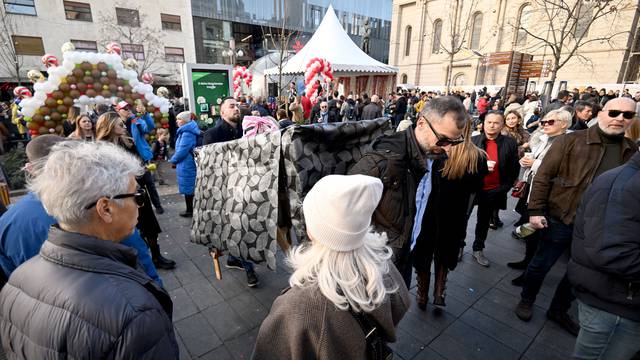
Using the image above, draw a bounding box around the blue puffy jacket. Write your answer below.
[0,192,162,286]
[170,120,200,195]
[129,113,155,162]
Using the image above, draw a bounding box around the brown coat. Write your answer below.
[251,265,410,360]
[528,125,638,224]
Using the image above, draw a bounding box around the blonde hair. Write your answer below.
[441,119,486,180]
[287,230,397,313]
[156,128,170,140]
[95,112,133,147]
[625,118,640,141]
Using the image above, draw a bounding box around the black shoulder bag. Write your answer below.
[348,308,393,360]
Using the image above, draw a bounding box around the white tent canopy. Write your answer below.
[264,4,398,75]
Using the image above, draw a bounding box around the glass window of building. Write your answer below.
[432,19,443,54]
[161,14,181,31]
[516,4,532,47]
[404,26,412,57]
[470,12,482,50]
[71,39,98,52]
[574,2,593,38]
[116,7,140,27]
[4,0,36,15]
[165,47,185,62]
[401,74,408,83]
[64,1,92,21]
[122,43,145,60]
[12,35,44,55]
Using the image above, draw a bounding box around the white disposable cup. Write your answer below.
[524,152,533,159]
[487,160,496,172]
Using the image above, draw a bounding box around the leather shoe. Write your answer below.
[511,273,525,286]
[507,259,528,270]
[153,254,176,270]
[472,251,490,267]
[179,210,193,217]
[515,299,533,321]
[547,310,580,336]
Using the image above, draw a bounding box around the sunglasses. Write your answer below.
[423,117,464,147]
[540,119,557,126]
[607,110,636,119]
[85,188,147,210]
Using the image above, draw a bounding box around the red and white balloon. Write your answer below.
[304,57,333,105]
[13,86,32,98]
[142,73,154,85]
[232,66,253,98]
[106,42,122,55]
[41,54,59,68]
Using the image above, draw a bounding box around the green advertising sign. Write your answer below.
[191,70,231,117]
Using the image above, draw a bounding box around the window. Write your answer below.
[161,13,181,31]
[453,73,466,86]
[122,43,145,60]
[71,39,97,52]
[401,74,408,83]
[470,12,483,50]
[432,19,443,54]
[3,0,36,15]
[12,35,44,55]
[64,1,91,21]
[516,4,533,47]
[116,7,140,27]
[573,3,593,39]
[165,47,184,62]
[404,26,412,57]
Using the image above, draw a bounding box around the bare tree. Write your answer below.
[511,0,630,99]
[261,1,298,103]
[0,8,23,83]
[98,5,164,75]
[427,0,485,93]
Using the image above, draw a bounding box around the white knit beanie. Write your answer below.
[303,174,383,251]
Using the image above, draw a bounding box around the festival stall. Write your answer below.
[17,42,171,137]
[264,4,398,102]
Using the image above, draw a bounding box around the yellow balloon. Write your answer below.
[57,100,63,105]
[146,163,157,171]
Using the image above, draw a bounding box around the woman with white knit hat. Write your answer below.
[252,174,410,360]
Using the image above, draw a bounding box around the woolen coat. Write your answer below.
[252,265,410,360]
[170,120,200,195]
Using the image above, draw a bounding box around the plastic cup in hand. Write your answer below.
[524,152,533,160]
[487,160,496,172]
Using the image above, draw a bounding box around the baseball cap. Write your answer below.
[116,101,131,111]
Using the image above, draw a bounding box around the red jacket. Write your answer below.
[477,97,489,114]
[301,96,312,120]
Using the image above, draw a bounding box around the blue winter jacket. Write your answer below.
[170,120,200,195]
[129,113,155,162]
[0,192,162,286]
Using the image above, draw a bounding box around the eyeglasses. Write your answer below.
[423,117,464,147]
[540,119,557,126]
[84,188,146,210]
[607,110,636,119]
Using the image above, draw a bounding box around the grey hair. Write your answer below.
[287,230,397,313]
[544,109,573,125]
[176,111,192,122]
[419,96,468,129]
[28,141,144,226]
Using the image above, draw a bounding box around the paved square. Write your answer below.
[156,187,577,360]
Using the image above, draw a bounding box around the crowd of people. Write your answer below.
[0,82,638,359]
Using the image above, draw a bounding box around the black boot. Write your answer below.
[179,194,194,217]
[433,263,448,308]
[508,233,539,269]
[148,236,176,270]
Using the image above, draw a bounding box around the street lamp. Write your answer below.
[221,38,244,65]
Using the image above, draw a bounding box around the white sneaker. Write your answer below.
[473,251,490,267]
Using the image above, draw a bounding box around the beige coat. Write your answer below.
[252,265,410,360]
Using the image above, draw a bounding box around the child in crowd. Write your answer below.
[151,128,170,185]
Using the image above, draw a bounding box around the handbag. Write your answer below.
[511,181,527,198]
[349,308,393,360]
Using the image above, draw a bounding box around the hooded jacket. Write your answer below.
[0,227,179,359]
[128,112,156,162]
[170,120,201,195]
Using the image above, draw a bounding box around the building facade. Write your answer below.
[390,0,640,92]
[190,0,392,66]
[1,0,196,86]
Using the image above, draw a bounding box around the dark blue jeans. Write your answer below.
[521,217,575,313]
[228,255,254,272]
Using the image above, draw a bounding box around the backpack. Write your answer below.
[346,103,356,120]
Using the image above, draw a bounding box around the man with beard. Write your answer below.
[349,96,467,287]
[203,97,259,287]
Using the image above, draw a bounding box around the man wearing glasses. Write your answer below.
[470,111,520,267]
[515,97,639,336]
[349,96,467,288]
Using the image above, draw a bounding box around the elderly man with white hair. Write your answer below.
[0,141,179,359]
[252,174,410,360]
[361,94,383,120]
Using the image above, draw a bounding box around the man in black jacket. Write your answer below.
[349,96,467,288]
[361,94,383,120]
[568,151,640,359]
[203,97,259,287]
[470,111,520,267]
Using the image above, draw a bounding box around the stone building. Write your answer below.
[389,0,640,93]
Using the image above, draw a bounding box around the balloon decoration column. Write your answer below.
[304,57,333,105]
[18,41,171,138]
[232,66,253,99]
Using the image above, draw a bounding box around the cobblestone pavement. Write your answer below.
[154,181,576,360]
